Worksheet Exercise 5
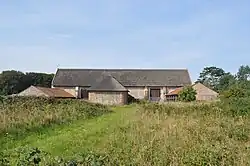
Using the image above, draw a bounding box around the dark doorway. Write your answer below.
[80,89,89,99]
[150,88,160,101]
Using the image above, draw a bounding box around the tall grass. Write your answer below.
[0,97,111,137]
[2,100,250,165]
[102,102,250,165]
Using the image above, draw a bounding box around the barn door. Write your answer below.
[150,88,160,101]
[81,89,89,99]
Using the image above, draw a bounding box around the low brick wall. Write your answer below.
[88,91,128,105]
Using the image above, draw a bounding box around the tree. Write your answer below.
[237,65,250,81]
[217,72,236,92]
[0,70,54,95]
[178,86,197,102]
[0,70,26,95]
[196,66,225,91]
[26,72,54,87]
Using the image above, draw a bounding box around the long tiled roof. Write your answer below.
[52,68,192,87]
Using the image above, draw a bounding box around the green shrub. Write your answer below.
[139,101,221,117]
[221,97,250,116]
[0,97,111,137]
[220,83,250,116]
[0,95,6,103]
[0,151,10,166]
[178,86,197,102]
[3,147,110,166]
[221,85,247,99]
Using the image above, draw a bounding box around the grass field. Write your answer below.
[1,99,250,165]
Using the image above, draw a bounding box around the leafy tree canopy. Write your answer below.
[237,65,250,81]
[0,70,54,95]
[196,66,226,91]
[178,86,197,102]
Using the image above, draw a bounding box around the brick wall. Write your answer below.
[88,91,128,105]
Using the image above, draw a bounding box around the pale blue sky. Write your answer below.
[1,0,250,81]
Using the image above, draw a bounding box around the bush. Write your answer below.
[220,83,250,116]
[0,95,6,103]
[0,97,112,137]
[221,85,247,99]
[139,100,221,117]
[221,97,250,116]
[178,86,197,102]
[2,146,110,166]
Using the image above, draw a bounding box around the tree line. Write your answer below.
[0,70,54,95]
[196,65,250,92]
[176,65,250,102]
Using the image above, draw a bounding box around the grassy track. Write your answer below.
[2,105,137,159]
[2,102,250,165]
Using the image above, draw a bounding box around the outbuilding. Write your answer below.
[88,75,129,105]
[18,86,74,98]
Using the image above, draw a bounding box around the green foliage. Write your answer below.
[2,146,110,166]
[139,101,221,116]
[237,65,250,81]
[0,70,54,95]
[0,95,5,103]
[220,79,250,116]
[197,66,226,91]
[217,72,236,92]
[221,97,250,116]
[14,147,45,166]
[0,97,111,137]
[3,103,250,165]
[221,85,247,99]
[0,151,10,166]
[0,70,26,95]
[178,86,197,102]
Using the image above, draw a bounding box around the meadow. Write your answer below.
[1,97,250,165]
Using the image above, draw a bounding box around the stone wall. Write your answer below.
[193,83,218,101]
[88,91,128,105]
[127,87,145,99]
[57,86,89,98]
[128,86,180,101]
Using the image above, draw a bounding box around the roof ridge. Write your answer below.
[57,68,189,71]
[53,68,192,87]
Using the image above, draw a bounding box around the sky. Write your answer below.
[0,0,250,81]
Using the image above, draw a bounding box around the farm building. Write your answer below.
[193,83,219,101]
[51,68,192,104]
[88,75,129,105]
[165,83,218,101]
[18,86,74,98]
[166,87,183,101]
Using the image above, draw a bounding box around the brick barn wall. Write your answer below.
[88,91,128,105]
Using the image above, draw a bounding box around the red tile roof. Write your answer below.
[166,87,183,95]
[36,86,74,98]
